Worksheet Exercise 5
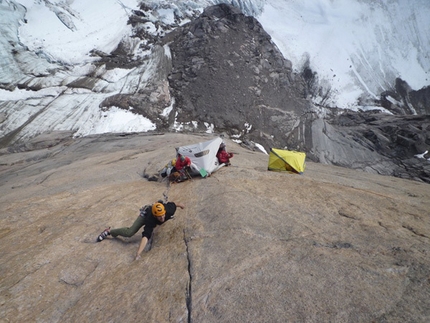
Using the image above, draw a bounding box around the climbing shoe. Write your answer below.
[97,227,111,242]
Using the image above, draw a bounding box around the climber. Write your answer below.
[96,201,185,260]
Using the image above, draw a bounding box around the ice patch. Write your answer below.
[254,142,268,154]
[74,107,156,137]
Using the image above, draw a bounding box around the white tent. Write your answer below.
[176,137,225,176]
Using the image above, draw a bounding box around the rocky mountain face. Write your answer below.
[292,111,430,183]
[144,3,429,183]
[164,4,308,135]
[1,132,429,322]
[381,79,430,116]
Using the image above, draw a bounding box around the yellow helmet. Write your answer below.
[152,203,166,217]
[172,158,176,166]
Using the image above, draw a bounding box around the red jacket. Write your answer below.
[217,150,233,164]
[175,156,191,171]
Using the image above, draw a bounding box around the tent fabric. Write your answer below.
[176,137,224,176]
[268,148,306,174]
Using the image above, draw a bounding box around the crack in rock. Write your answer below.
[183,229,192,323]
[402,225,429,239]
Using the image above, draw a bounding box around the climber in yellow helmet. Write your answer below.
[96,201,185,260]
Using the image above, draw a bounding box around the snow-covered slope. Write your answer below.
[0,0,429,142]
[258,0,430,109]
[0,0,157,142]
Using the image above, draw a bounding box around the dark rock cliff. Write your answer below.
[296,111,430,183]
[381,79,430,115]
[164,3,309,139]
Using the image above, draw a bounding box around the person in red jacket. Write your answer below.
[169,154,199,182]
[174,154,191,171]
[216,142,234,165]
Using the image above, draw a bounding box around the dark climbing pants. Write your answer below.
[110,215,145,238]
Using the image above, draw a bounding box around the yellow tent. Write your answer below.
[268,148,306,174]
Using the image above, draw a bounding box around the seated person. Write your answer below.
[216,143,234,165]
[174,154,191,171]
[170,154,200,182]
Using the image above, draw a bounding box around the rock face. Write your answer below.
[381,79,430,115]
[1,132,430,322]
[165,3,308,137]
[286,111,430,183]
